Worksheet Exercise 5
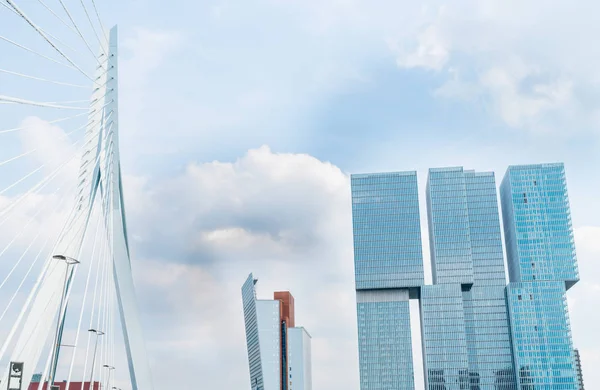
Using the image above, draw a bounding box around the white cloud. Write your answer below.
[385,0,600,132]
[479,65,574,129]
[18,116,80,179]
[123,146,357,389]
[393,24,449,71]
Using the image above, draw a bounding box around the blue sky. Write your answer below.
[1,0,599,389]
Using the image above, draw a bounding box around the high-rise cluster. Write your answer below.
[242,274,312,390]
[351,163,581,390]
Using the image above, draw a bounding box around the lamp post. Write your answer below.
[49,255,80,387]
[103,365,115,390]
[88,329,105,385]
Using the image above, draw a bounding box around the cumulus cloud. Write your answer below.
[123,146,358,390]
[386,0,600,132]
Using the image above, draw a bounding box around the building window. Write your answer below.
[518,295,522,300]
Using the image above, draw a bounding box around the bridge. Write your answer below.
[0,2,153,390]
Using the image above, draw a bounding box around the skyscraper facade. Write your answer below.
[242,274,313,390]
[351,172,424,389]
[425,168,515,389]
[501,163,580,389]
[287,327,312,390]
[350,162,582,390]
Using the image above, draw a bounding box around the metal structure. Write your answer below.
[0,4,154,387]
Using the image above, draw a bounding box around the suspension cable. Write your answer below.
[0,175,78,291]
[5,0,95,81]
[0,95,88,110]
[0,199,78,326]
[35,0,79,38]
[90,0,108,42]
[0,112,88,135]
[56,0,102,58]
[0,110,112,168]
[0,34,74,69]
[78,0,104,47]
[0,68,89,88]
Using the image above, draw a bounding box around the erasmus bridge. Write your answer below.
[0,1,153,390]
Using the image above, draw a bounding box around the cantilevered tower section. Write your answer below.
[351,171,424,389]
[501,163,580,389]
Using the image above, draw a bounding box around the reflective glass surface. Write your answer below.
[351,172,425,289]
[426,168,517,389]
[427,167,474,285]
[506,282,577,390]
[500,163,579,288]
[356,290,414,390]
[501,163,580,389]
[242,274,264,390]
[463,171,516,389]
[420,284,469,390]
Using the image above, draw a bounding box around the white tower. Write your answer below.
[0,26,153,390]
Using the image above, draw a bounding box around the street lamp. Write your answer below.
[103,365,115,390]
[49,255,80,387]
[88,329,105,385]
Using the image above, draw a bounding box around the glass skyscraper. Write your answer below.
[501,163,579,389]
[350,163,581,390]
[420,283,470,389]
[352,172,425,290]
[351,172,424,389]
[425,168,515,389]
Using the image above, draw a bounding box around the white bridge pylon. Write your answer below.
[0,26,153,390]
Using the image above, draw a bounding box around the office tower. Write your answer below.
[501,163,579,389]
[574,348,584,390]
[425,168,515,389]
[242,274,313,390]
[351,172,424,389]
[287,327,312,390]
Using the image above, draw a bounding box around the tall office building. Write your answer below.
[351,163,583,390]
[425,168,515,389]
[351,172,424,390]
[242,274,312,390]
[500,163,579,389]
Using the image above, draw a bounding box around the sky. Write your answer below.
[1,0,600,389]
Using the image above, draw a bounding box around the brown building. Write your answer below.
[274,291,295,390]
[274,291,295,328]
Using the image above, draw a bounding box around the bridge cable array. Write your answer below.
[0,1,130,389]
